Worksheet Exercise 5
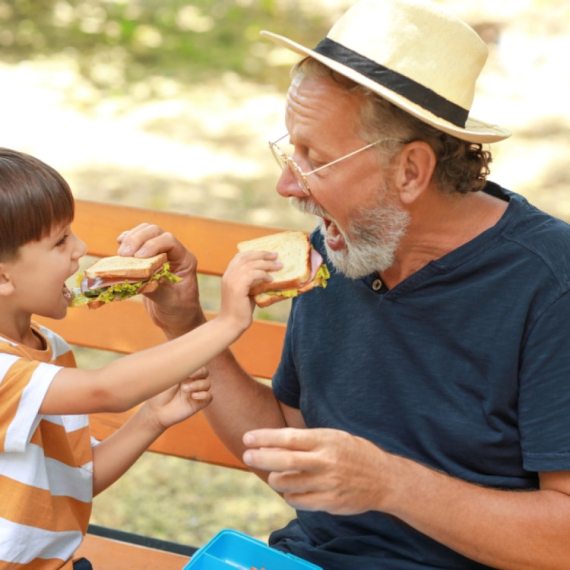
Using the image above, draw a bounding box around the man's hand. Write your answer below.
[117,223,205,337]
[244,429,570,569]
[242,427,390,515]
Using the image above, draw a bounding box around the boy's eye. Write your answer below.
[56,234,69,246]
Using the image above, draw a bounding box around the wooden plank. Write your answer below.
[73,200,285,276]
[35,302,285,380]
[76,534,190,569]
[89,408,245,470]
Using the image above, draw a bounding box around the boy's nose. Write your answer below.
[74,235,88,258]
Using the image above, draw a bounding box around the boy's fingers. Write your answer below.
[250,267,280,283]
[191,391,213,401]
[181,378,211,392]
[189,366,209,380]
[238,250,278,262]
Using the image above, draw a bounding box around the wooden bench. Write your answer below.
[36,199,288,569]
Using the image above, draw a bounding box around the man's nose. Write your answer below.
[275,166,308,199]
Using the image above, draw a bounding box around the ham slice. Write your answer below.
[300,248,324,287]
[81,276,143,291]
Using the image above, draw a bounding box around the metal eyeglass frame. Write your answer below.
[268,134,398,196]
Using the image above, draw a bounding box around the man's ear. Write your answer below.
[0,264,15,296]
[392,141,437,205]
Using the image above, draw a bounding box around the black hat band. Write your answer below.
[313,38,469,127]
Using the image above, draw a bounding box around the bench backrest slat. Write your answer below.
[72,200,282,275]
[35,200,288,470]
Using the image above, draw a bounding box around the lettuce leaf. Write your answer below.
[315,263,330,287]
[69,287,89,307]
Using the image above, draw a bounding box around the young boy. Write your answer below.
[0,148,280,569]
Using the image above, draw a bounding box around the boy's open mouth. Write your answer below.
[62,284,72,304]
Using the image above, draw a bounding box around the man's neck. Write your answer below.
[380,188,508,289]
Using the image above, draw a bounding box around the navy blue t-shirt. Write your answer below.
[270,184,570,569]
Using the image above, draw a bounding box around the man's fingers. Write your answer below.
[267,471,331,496]
[243,428,320,451]
[117,223,159,252]
[117,225,182,259]
[242,428,330,473]
[243,447,317,473]
[116,223,152,244]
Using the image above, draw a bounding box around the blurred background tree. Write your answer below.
[0,0,334,95]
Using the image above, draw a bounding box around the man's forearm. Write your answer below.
[202,348,287,477]
[143,290,207,341]
[151,301,288,473]
[383,453,570,570]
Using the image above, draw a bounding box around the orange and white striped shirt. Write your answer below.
[0,323,94,570]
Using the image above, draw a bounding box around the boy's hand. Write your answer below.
[145,367,212,431]
[218,251,281,332]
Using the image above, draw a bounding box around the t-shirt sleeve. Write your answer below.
[0,356,61,453]
[519,290,570,471]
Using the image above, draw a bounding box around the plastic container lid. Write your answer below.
[183,529,322,570]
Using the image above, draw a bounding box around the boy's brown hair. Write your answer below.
[0,148,75,260]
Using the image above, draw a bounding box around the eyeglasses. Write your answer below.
[269,134,398,196]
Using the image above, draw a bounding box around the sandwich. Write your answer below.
[237,231,329,308]
[70,253,181,309]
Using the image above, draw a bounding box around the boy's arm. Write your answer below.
[92,370,210,495]
[91,401,165,496]
[40,317,235,416]
[39,250,279,417]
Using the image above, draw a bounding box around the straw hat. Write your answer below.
[261,0,511,143]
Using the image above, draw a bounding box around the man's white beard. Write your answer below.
[290,193,410,279]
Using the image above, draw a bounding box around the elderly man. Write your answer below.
[118,0,570,568]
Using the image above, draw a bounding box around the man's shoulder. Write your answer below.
[504,190,570,285]
[506,190,570,244]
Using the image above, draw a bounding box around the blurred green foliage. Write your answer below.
[0,0,329,92]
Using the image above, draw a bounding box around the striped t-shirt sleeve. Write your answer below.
[0,355,61,453]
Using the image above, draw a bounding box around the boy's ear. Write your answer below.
[0,264,15,296]
[392,141,436,205]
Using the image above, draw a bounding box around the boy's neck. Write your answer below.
[0,317,44,350]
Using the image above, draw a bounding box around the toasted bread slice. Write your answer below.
[237,231,311,296]
[85,253,167,280]
[253,292,283,309]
